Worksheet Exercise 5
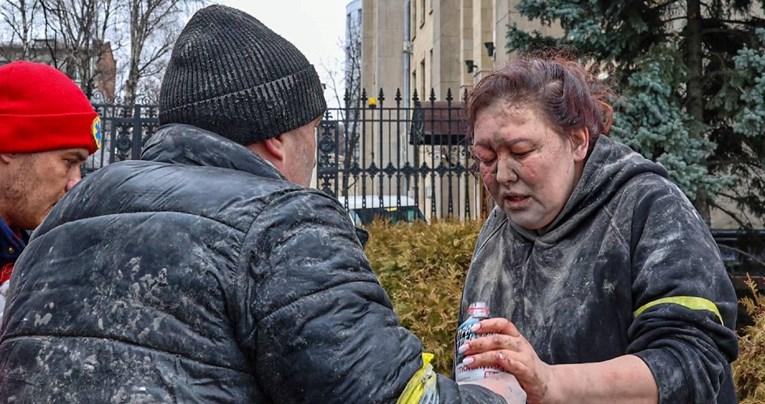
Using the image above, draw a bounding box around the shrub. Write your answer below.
[733,276,765,403]
[365,219,482,375]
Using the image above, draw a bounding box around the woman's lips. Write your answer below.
[504,194,530,209]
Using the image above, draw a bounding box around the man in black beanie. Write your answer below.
[0,5,515,403]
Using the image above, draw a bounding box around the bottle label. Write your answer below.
[455,303,527,403]
[455,315,502,382]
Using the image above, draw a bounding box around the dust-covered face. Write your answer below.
[472,102,588,230]
[1,148,88,229]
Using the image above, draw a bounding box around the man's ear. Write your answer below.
[0,153,14,165]
[262,135,285,163]
[570,127,590,162]
[247,135,287,172]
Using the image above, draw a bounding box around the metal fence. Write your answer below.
[317,88,485,222]
[87,89,486,221]
[84,103,160,173]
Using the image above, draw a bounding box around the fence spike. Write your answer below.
[429,88,436,103]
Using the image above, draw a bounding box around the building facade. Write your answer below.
[349,1,760,227]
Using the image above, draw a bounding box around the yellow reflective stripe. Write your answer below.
[634,296,723,325]
[397,353,436,404]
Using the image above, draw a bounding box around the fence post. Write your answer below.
[131,104,143,160]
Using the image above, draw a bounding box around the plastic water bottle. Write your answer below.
[455,302,527,403]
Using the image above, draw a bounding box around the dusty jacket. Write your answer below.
[0,124,501,403]
[461,136,738,404]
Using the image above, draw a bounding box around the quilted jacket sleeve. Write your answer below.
[233,190,503,403]
[627,178,738,404]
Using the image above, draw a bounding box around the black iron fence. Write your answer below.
[84,103,160,173]
[317,88,485,222]
[87,89,487,221]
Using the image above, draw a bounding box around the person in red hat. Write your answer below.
[0,61,100,319]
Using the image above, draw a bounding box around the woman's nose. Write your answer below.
[495,159,519,184]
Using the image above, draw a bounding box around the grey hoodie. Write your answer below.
[460,136,738,403]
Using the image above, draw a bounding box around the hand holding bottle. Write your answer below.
[459,317,553,404]
[455,303,527,404]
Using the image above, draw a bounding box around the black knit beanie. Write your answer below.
[159,5,327,144]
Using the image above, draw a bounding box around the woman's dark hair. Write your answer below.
[467,53,613,154]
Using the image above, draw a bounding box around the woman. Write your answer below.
[456,55,738,404]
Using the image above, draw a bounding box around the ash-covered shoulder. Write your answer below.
[240,187,358,242]
[613,170,694,213]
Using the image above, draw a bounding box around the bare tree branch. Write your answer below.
[123,0,205,106]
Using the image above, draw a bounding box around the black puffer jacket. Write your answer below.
[0,124,502,403]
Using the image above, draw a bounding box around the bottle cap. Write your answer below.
[467,301,490,317]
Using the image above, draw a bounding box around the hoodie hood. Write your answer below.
[507,135,667,243]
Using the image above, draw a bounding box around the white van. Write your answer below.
[337,195,426,226]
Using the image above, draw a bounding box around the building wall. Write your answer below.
[432,0,461,98]
[470,0,493,82]
[361,0,406,97]
[460,0,473,93]
[492,0,563,71]
[410,0,434,99]
[408,0,462,100]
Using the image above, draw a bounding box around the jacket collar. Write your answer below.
[0,218,27,265]
[141,124,286,180]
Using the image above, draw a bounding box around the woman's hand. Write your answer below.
[458,317,557,404]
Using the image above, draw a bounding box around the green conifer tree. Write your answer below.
[507,0,765,226]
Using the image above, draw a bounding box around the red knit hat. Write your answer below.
[0,61,100,154]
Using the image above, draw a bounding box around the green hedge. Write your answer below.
[365,221,764,400]
[365,220,482,375]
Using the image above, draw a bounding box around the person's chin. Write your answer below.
[506,211,546,231]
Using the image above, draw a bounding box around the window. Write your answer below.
[412,70,417,99]
[412,0,417,35]
[429,49,433,82]
[419,0,425,27]
[420,58,426,99]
